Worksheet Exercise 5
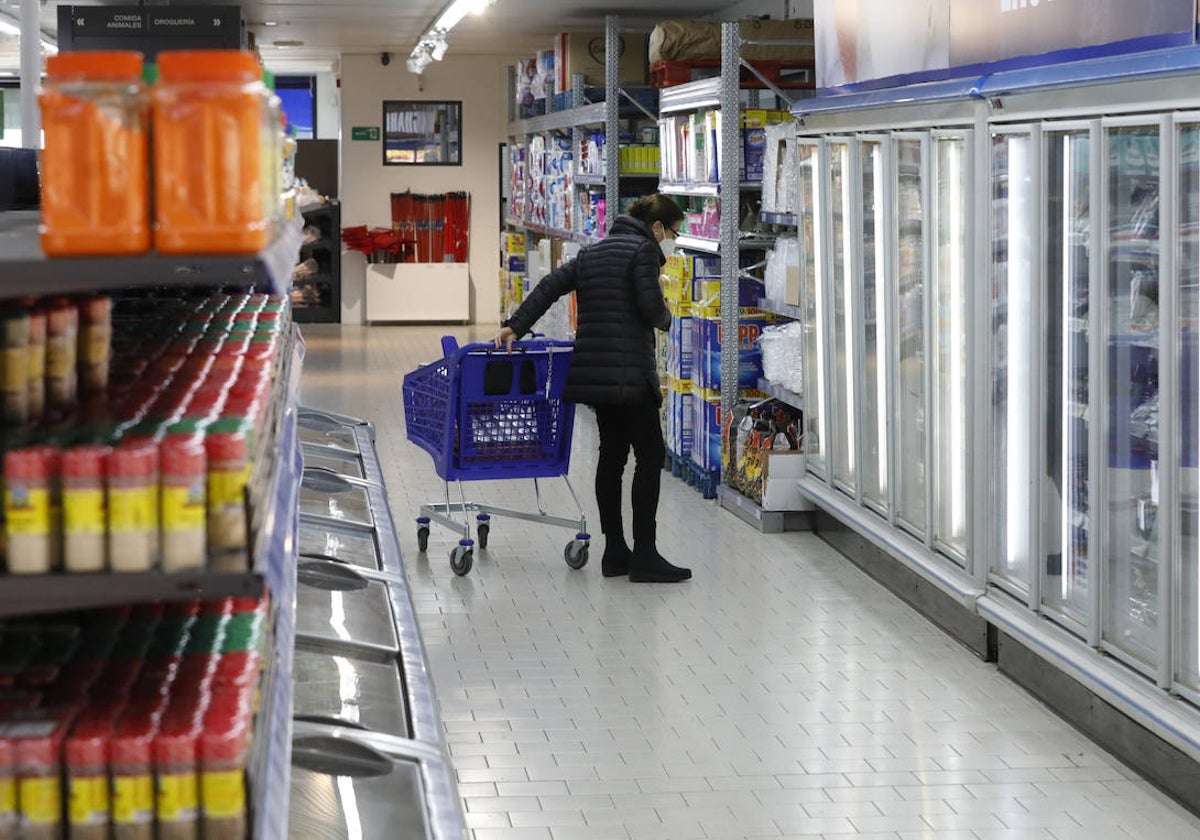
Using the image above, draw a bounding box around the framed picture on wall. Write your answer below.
[382,100,462,166]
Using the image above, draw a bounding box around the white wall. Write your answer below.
[709,0,814,19]
[315,71,340,141]
[339,52,512,324]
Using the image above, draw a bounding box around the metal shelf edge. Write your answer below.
[757,377,805,410]
[0,211,304,298]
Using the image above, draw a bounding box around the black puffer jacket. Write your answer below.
[504,215,670,405]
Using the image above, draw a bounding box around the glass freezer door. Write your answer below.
[861,139,889,513]
[894,135,928,536]
[932,134,970,562]
[1044,128,1093,626]
[798,139,828,477]
[1102,123,1162,669]
[1177,120,1200,693]
[992,129,1036,590]
[829,139,857,494]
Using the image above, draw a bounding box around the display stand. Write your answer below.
[365,262,471,323]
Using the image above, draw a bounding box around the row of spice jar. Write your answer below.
[1,293,291,577]
[0,598,266,840]
[39,50,289,259]
[0,296,112,431]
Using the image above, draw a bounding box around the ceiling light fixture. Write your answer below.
[407,0,495,74]
[263,20,278,26]
[0,10,56,53]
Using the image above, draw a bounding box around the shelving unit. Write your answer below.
[292,201,341,324]
[503,15,665,325]
[655,21,810,520]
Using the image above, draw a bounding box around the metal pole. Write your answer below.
[719,20,741,420]
[604,15,619,233]
[20,0,41,149]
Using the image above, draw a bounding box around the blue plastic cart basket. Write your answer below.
[402,336,590,575]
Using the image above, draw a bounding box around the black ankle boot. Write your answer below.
[601,537,631,577]
[629,542,691,583]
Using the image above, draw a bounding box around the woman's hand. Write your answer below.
[493,325,517,351]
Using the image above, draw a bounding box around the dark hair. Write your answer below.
[627,193,684,229]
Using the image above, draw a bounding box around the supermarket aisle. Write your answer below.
[299,323,1200,840]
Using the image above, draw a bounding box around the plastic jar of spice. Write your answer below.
[13,713,68,840]
[205,419,253,559]
[153,51,274,255]
[78,295,113,398]
[65,719,111,840]
[111,718,156,840]
[108,442,160,573]
[0,737,13,840]
[45,300,79,416]
[1,311,30,427]
[63,445,111,573]
[160,431,207,571]
[26,307,46,422]
[38,51,150,256]
[155,721,200,840]
[4,448,52,574]
[198,715,248,840]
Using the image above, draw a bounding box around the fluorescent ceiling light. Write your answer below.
[409,0,495,74]
[264,20,278,26]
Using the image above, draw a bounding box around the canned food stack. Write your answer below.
[0,597,267,840]
[1,293,292,578]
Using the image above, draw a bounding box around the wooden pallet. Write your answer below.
[650,59,816,90]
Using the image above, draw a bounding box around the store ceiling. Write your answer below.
[0,0,749,75]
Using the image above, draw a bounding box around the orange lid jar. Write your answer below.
[153,51,274,255]
[38,51,149,256]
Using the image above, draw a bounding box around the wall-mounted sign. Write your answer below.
[351,126,380,142]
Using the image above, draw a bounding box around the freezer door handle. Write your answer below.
[302,467,359,494]
[292,734,394,778]
[297,558,372,591]
[293,714,372,732]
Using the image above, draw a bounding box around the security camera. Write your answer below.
[381,52,391,66]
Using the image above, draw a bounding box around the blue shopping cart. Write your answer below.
[402,336,590,576]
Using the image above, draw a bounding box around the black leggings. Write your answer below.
[594,401,666,544]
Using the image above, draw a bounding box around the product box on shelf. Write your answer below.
[665,377,694,458]
[667,315,694,380]
[691,388,723,471]
[691,308,777,392]
[554,30,649,93]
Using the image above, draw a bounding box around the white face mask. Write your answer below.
[660,236,677,258]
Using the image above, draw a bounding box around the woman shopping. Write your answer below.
[494,194,691,583]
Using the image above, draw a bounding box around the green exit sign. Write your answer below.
[351,126,380,141]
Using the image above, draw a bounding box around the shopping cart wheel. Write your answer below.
[450,544,474,576]
[417,526,430,553]
[563,539,589,570]
[477,523,490,550]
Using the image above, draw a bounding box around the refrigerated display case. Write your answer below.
[1044,126,1093,629]
[789,47,1200,800]
[860,138,889,514]
[894,135,928,537]
[798,140,827,477]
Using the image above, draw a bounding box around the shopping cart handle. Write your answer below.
[441,335,460,356]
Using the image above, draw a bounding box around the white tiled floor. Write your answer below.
[299,324,1200,840]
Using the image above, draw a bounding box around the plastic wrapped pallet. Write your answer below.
[763,239,797,303]
[649,19,815,64]
[762,122,794,214]
[758,321,805,396]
